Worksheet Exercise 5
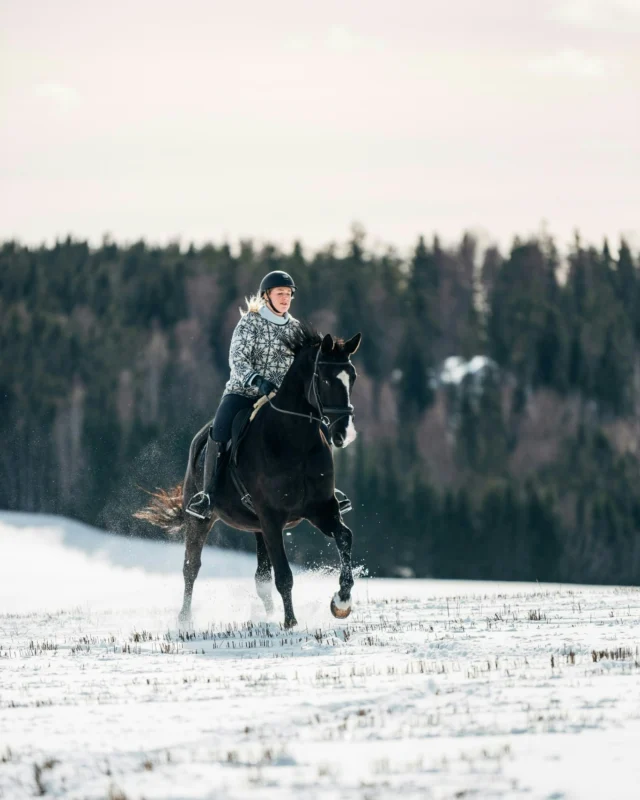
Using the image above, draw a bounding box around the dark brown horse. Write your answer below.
[135,324,361,629]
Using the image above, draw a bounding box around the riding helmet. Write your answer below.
[259,270,296,297]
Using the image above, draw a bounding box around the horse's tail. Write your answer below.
[133,422,210,535]
[133,484,185,534]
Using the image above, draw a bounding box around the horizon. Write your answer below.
[1,225,635,263]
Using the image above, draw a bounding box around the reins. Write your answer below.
[267,397,327,426]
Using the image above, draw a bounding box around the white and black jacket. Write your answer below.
[223,306,300,399]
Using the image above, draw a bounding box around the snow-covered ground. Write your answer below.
[2,512,640,799]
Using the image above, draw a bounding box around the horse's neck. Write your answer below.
[265,356,320,447]
[276,353,313,413]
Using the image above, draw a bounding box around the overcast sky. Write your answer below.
[1,0,638,255]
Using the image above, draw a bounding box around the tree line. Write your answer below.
[1,230,640,584]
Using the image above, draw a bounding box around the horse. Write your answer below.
[134,323,362,629]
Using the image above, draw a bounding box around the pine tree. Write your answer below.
[397,320,434,421]
[527,485,561,582]
[594,323,631,416]
[488,240,561,389]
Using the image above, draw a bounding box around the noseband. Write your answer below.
[268,345,355,429]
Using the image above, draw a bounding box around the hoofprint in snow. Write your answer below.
[1,513,640,799]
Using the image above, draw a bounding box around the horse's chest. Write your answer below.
[259,457,332,510]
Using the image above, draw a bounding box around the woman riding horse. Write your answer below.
[186,270,350,520]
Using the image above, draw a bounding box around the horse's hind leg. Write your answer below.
[255,533,274,615]
[308,504,354,619]
[178,517,211,627]
[260,512,296,629]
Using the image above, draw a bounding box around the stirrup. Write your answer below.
[336,490,352,515]
[186,491,212,521]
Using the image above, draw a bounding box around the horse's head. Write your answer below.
[313,332,362,448]
[282,323,362,447]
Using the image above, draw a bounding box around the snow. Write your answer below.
[2,512,640,798]
[440,355,495,385]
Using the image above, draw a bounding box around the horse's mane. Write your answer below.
[282,321,324,355]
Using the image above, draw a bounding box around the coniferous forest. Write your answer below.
[2,230,640,584]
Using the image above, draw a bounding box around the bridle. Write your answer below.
[268,345,355,431]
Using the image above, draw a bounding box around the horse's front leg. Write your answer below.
[332,521,354,618]
[259,511,297,629]
[255,532,274,615]
[308,503,354,619]
[178,517,211,627]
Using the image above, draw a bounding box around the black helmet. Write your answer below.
[259,270,296,296]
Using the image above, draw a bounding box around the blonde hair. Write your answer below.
[240,293,264,315]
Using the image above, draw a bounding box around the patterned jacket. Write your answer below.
[223,306,300,399]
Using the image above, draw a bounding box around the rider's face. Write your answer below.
[267,287,293,316]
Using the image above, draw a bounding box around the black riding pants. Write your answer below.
[210,393,256,443]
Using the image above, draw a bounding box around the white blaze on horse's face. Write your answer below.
[336,371,350,392]
[336,369,357,447]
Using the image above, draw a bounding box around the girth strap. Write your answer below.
[229,463,256,515]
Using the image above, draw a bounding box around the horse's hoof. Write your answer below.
[178,613,192,628]
[330,594,352,619]
[284,618,298,630]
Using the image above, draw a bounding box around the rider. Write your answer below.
[186,270,351,520]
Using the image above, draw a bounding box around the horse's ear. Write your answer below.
[344,333,362,355]
[321,333,335,353]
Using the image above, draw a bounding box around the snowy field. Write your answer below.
[2,512,640,799]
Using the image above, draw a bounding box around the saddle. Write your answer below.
[229,392,273,467]
[227,393,275,514]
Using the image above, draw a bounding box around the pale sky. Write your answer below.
[1,0,639,255]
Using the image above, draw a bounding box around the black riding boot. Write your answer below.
[186,437,224,520]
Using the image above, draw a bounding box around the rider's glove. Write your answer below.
[252,375,277,396]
